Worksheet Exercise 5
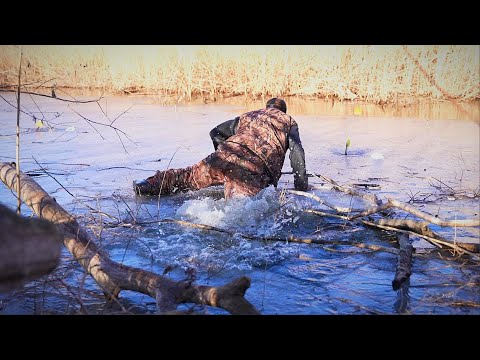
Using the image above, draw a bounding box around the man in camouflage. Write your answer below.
[133,98,308,199]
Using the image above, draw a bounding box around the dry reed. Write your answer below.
[1,45,479,103]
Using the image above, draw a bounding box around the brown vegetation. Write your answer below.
[1,45,478,103]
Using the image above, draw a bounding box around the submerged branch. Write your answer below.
[158,218,398,254]
[287,190,354,213]
[392,233,413,290]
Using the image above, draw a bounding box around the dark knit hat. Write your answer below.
[266,98,287,113]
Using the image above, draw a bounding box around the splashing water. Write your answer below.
[137,188,305,274]
[177,188,280,231]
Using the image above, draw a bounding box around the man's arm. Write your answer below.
[288,124,308,191]
[209,117,240,150]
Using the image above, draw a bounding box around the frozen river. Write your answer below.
[0,93,478,314]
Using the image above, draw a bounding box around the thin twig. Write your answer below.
[349,202,393,219]
[304,209,351,221]
[33,78,57,91]
[0,94,36,120]
[15,47,22,214]
[0,77,56,89]
[98,166,157,172]
[68,104,136,146]
[111,105,133,126]
[156,145,183,220]
[28,93,54,131]
[31,157,118,222]
[0,89,103,103]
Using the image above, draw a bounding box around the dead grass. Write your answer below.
[1,45,479,104]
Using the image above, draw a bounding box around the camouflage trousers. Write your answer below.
[145,151,272,199]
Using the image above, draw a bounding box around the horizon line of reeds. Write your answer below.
[1,45,478,104]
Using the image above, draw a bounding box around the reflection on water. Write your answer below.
[182,95,479,122]
[45,88,480,121]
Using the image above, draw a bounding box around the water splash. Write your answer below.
[176,187,296,235]
[136,188,306,273]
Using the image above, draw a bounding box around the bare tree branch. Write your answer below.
[387,198,480,227]
[111,105,133,126]
[68,104,136,147]
[0,89,103,103]
[287,189,354,213]
[361,219,480,260]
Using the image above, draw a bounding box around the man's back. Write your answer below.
[218,107,295,186]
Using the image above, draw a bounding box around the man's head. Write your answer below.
[266,98,287,113]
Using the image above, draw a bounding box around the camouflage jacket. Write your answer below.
[209,107,308,190]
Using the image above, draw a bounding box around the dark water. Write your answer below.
[0,94,479,314]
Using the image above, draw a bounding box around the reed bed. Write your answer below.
[0,45,478,103]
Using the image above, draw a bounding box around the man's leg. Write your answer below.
[134,156,224,196]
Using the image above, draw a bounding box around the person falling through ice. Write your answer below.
[133,98,308,199]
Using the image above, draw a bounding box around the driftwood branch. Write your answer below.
[313,173,381,205]
[290,174,479,227]
[368,219,479,253]
[287,187,479,256]
[282,171,381,205]
[0,203,61,292]
[361,220,480,260]
[376,219,438,238]
[286,190,354,213]
[0,162,258,314]
[392,233,413,290]
[304,209,351,221]
[349,202,393,219]
[387,198,480,227]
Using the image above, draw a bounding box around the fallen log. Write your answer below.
[0,203,61,292]
[392,233,413,290]
[0,162,258,314]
